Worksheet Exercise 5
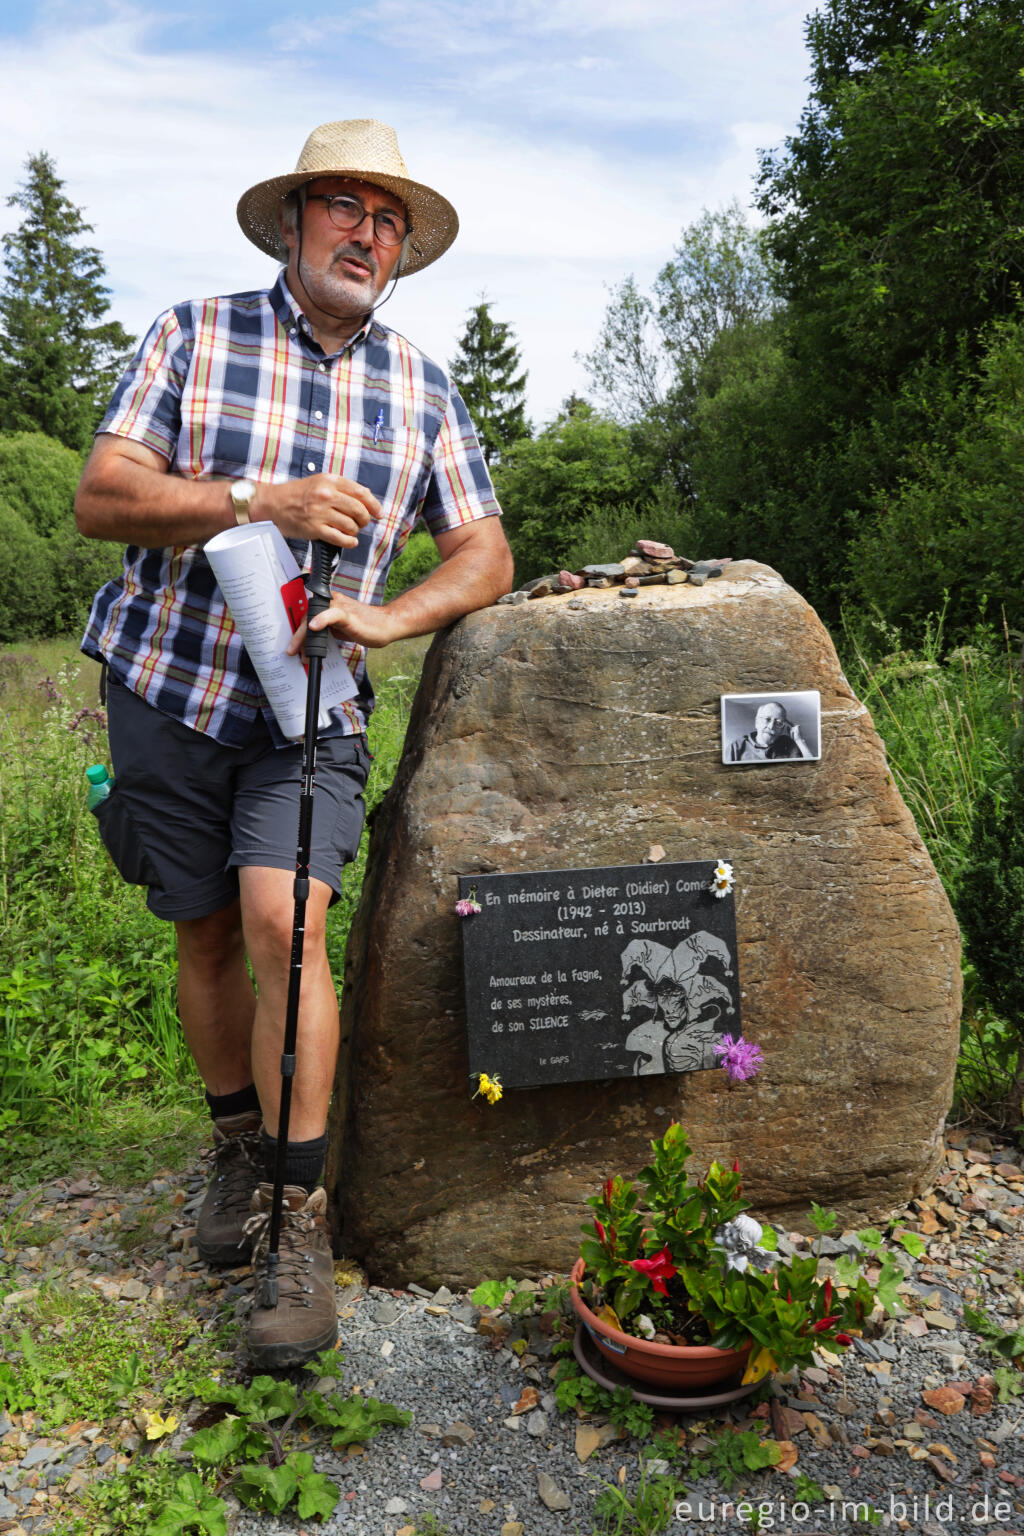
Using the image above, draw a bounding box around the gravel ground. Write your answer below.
[4,1129,1024,1535]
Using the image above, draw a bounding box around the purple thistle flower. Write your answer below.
[712,1033,764,1083]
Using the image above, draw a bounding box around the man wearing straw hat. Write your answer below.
[75,120,512,1366]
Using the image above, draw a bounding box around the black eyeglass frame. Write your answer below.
[303,192,411,248]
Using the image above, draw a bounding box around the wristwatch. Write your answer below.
[230,479,258,525]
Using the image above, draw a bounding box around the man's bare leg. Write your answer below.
[174,899,256,1095]
[177,899,263,1266]
[236,866,339,1367]
[238,866,338,1142]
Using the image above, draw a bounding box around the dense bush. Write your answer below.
[0,497,53,641]
[0,430,121,639]
[851,312,1024,635]
[0,430,82,535]
[958,743,1024,1114]
[493,405,658,581]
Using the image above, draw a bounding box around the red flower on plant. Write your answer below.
[823,1276,833,1313]
[811,1315,840,1333]
[835,1333,853,1346]
[629,1245,678,1296]
[593,1219,607,1245]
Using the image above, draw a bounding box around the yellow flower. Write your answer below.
[474,1071,503,1105]
[741,1344,778,1385]
[143,1410,179,1440]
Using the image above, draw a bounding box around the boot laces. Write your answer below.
[208,1131,261,1211]
[245,1202,319,1301]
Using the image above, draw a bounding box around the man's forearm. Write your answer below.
[75,436,382,551]
[379,527,514,641]
[301,516,514,652]
[76,450,239,545]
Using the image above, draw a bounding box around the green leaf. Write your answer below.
[306,1348,345,1379]
[742,1434,782,1471]
[296,1471,341,1520]
[149,1477,229,1536]
[303,1389,412,1446]
[234,1460,300,1515]
[856,1227,884,1253]
[809,1202,837,1234]
[183,1416,251,1466]
[872,1257,906,1315]
[758,1226,778,1251]
[471,1278,513,1308]
[993,1366,1023,1403]
[894,1230,926,1259]
[834,1253,861,1288]
[508,1290,537,1316]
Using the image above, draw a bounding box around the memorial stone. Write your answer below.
[328,561,961,1287]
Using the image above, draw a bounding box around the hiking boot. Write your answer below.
[245,1182,337,1369]
[196,1110,262,1267]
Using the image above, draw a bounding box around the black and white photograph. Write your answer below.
[721,691,821,765]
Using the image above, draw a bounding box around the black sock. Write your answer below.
[205,1083,261,1121]
[260,1130,327,1194]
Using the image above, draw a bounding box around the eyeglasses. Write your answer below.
[304,193,409,247]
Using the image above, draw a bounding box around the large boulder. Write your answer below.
[328,561,961,1286]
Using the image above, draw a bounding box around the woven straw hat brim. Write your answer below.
[237,170,458,276]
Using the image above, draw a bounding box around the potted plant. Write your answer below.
[571,1122,889,1390]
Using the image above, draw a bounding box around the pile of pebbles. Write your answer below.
[496,540,733,606]
[3,1129,1024,1535]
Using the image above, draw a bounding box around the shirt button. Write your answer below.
[307,461,316,472]
[314,410,323,420]
[317,363,327,373]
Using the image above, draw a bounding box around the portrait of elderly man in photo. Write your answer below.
[723,693,820,764]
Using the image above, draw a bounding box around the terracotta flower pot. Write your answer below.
[569,1257,752,1389]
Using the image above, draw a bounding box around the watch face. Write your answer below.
[233,480,257,506]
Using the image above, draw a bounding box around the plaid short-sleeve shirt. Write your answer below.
[81,273,501,747]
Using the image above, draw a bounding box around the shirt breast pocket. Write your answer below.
[350,427,430,528]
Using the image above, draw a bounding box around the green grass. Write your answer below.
[0,1283,237,1428]
[49,1455,222,1536]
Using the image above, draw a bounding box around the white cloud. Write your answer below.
[0,1,811,424]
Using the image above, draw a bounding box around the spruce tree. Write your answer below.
[0,152,135,451]
[449,300,529,465]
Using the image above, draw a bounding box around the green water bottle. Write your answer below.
[86,763,113,812]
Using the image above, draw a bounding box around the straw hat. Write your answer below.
[236,119,459,276]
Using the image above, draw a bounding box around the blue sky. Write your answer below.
[0,0,814,423]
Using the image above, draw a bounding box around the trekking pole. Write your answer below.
[258,538,336,1308]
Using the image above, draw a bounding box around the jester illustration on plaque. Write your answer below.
[620,931,736,1075]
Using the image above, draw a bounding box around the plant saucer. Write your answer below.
[573,1324,761,1411]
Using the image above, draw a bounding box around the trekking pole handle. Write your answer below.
[305,540,335,660]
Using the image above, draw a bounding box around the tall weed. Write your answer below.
[841,608,1022,898]
[842,607,1024,1124]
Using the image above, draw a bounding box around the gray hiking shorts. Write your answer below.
[95,676,370,921]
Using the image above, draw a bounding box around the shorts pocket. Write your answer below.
[92,789,159,887]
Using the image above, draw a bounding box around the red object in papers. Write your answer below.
[280,575,308,632]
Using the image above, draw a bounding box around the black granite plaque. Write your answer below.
[458,861,741,1090]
